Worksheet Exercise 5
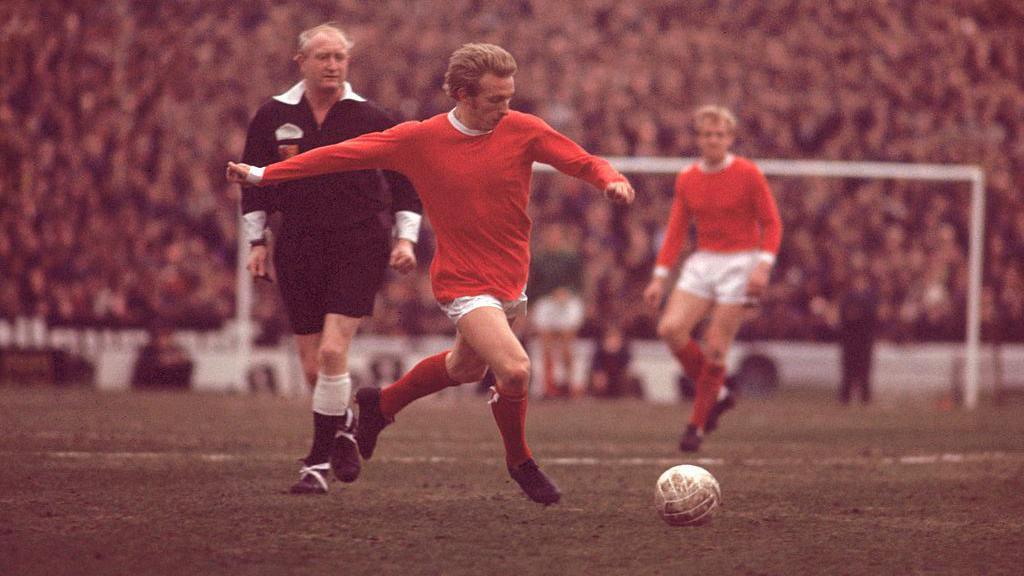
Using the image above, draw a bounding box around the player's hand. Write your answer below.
[604,180,635,205]
[643,276,668,308]
[226,162,253,184]
[746,261,771,299]
[389,239,417,274]
[246,245,272,281]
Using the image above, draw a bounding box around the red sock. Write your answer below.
[489,389,533,469]
[672,339,706,380]
[689,363,725,429]
[379,351,459,419]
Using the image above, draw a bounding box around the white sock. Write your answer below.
[312,372,351,416]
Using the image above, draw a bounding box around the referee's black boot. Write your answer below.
[289,463,330,495]
[330,409,361,483]
[355,387,392,460]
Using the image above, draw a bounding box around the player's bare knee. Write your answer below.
[495,358,531,394]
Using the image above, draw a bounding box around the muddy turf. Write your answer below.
[2,386,1023,575]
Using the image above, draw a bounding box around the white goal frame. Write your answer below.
[536,157,987,409]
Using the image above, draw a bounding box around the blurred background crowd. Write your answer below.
[2,0,1022,343]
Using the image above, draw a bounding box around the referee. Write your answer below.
[238,23,422,494]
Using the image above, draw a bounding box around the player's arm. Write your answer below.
[529,118,635,204]
[644,173,689,308]
[227,123,413,187]
[746,167,783,299]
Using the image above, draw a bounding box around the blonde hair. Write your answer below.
[443,43,517,98]
[297,23,353,55]
[694,105,737,132]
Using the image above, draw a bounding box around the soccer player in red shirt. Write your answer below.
[643,106,782,453]
[228,43,635,504]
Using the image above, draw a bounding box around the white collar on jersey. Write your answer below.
[447,108,491,136]
[698,153,735,174]
[272,81,367,105]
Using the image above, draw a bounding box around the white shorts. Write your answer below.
[676,250,760,304]
[531,291,585,333]
[438,292,528,325]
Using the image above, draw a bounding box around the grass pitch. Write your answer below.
[2,386,1023,576]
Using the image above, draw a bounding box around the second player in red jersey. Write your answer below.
[644,105,782,453]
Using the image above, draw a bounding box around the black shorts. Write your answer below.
[273,221,388,335]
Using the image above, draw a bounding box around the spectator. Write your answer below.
[1,1,1021,346]
[130,322,194,390]
[588,323,639,399]
[528,222,586,398]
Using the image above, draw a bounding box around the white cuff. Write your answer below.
[652,266,670,279]
[757,251,776,265]
[393,210,422,243]
[242,211,267,243]
[245,165,265,185]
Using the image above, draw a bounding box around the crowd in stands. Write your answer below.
[2,0,1022,343]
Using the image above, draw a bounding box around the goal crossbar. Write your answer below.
[535,157,987,409]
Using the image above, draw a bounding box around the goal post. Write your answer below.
[535,157,987,409]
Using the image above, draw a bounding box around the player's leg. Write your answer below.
[658,289,714,381]
[355,341,470,461]
[681,303,745,450]
[354,301,492,461]
[453,306,560,504]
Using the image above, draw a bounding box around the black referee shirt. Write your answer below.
[240,81,421,234]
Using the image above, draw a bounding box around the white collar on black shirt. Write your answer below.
[272,81,367,105]
[447,108,491,136]
[698,153,735,173]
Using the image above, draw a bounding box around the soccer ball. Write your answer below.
[654,465,721,526]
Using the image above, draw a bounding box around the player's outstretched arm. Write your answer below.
[226,162,258,185]
[604,180,636,205]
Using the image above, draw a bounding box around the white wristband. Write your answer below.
[242,211,267,243]
[757,251,776,265]
[245,165,265,185]
[393,211,422,243]
[652,266,670,279]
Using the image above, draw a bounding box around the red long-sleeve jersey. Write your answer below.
[259,111,625,302]
[655,156,782,269]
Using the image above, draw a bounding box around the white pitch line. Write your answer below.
[26,450,1022,468]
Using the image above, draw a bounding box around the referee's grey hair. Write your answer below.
[297,23,353,55]
[443,43,517,99]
